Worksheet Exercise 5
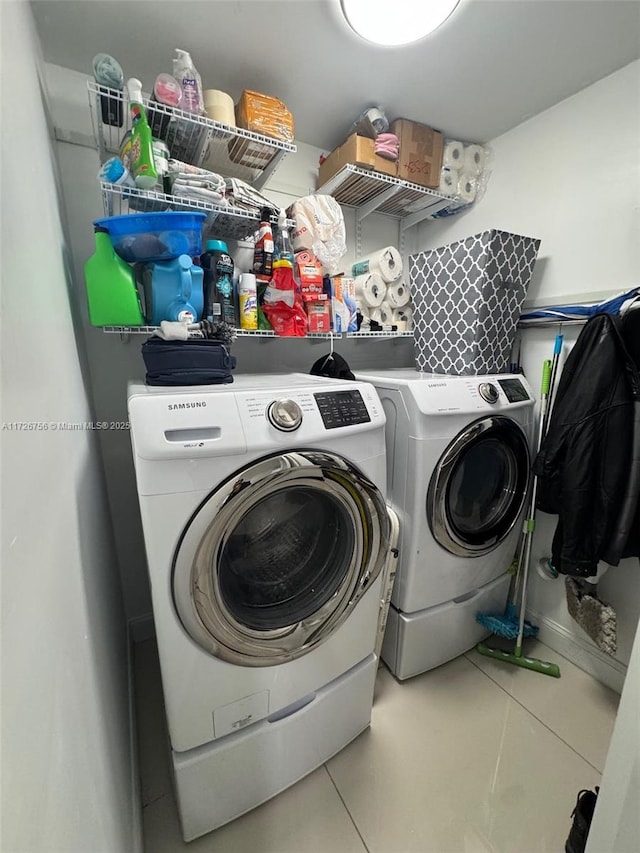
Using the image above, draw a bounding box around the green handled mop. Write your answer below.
[477,357,561,678]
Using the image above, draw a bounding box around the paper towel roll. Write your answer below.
[439,166,458,196]
[463,144,485,176]
[379,302,393,326]
[204,89,236,126]
[354,273,386,308]
[352,246,403,283]
[442,140,465,171]
[392,306,413,331]
[457,173,478,204]
[386,280,410,308]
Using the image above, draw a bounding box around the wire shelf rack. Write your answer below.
[100,182,271,241]
[88,81,296,188]
[100,326,414,339]
[316,164,455,222]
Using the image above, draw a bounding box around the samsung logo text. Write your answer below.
[168,402,208,411]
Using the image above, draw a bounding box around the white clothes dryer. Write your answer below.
[128,374,394,841]
[355,369,535,680]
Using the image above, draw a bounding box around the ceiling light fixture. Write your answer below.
[340,0,460,47]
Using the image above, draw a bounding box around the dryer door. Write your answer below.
[427,416,530,557]
[172,450,390,666]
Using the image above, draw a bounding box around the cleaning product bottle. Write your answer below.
[201,240,236,325]
[126,78,158,189]
[172,49,204,114]
[274,208,295,267]
[253,209,274,277]
[85,228,144,326]
[238,273,258,330]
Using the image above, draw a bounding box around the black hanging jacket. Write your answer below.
[534,311,640,577]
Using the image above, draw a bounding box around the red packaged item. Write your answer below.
[305,301,331,333]
[262,261,308,337]
[295,250,325,301]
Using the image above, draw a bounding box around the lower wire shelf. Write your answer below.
[100,326,414,339]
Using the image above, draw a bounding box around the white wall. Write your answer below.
[43,62,415,622]
[414,60,640,687]
[0,3,139,851]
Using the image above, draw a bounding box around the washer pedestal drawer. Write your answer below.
[171,653,377,842]
[382,572,512,680]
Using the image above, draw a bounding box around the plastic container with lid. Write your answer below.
[94,211,207,263]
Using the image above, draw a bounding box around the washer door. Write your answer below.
[427,416,530,557]
[173,451,390,666]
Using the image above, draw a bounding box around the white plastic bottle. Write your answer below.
[172,49,204,114]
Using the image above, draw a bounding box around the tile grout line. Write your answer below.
[323,763,372,853]
[464,653,604,776]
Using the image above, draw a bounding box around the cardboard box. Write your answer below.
[318,133,397,186]
[305,301,331,333]
[391,119,444,188]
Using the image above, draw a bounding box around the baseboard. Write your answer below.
[128,612,156,643]
[527,608,627,694]
[126,622,144,853]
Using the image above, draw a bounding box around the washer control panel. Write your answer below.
[267,399,303,431]
[478,382,499,403]
[314,389,372,430]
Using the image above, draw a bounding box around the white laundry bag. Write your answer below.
[289,194,347,276]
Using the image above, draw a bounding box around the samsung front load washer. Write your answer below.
[354,369,535,680]
[128,374,393,841]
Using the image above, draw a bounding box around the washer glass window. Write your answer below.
[219,486,355,630]
[172,451,390,666]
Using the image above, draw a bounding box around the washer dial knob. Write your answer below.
[478,382,499,404]
[267,399,303,431]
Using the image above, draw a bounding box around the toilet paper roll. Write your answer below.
[354,273,386,308]
[439,167,458,196]
[442,140,465,171]
[386,280,410,308]
[379,301,393,326]
[457,173,478,204]
[391,306,413,332]
[352,246,403,283]
[463,144,485,177]
[369,308,383,325]
[356,300,370,319]
[204,89,236,126]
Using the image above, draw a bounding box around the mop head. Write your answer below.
[476,604,539,640]
[565,578,617,657]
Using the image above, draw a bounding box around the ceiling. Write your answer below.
[31,0,640,151]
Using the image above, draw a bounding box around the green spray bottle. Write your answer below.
[85,229,145,326]
[126,78,158,189]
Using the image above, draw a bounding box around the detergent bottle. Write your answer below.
[84,229,144,326]
[201,240,236,325]
[126,78,158,189]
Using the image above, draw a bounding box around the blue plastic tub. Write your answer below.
[94,212,207,263]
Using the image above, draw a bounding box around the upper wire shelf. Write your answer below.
[88,80,296,188]
[316,164,456,224]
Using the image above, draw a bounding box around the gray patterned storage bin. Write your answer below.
[409,230,541,375]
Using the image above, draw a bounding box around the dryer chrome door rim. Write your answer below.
[427,416,530,557]
[172,451,390,667]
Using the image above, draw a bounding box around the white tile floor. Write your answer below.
[135,638,619,853]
